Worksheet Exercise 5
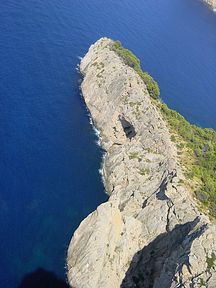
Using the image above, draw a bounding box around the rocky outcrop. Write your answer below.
[67,38,216,288]
[203,0,216,10]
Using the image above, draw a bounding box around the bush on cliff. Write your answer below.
[111,41,160,100]
[140,72,160,100]
[111,39,216,218]
[112,40,141,70]
[160,103,216,218]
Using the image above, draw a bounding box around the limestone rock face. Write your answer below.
[203,0,216,10]
[67,38,216,288]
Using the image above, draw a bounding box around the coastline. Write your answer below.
[67,38,216,287]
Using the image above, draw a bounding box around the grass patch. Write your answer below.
[110,40,160,100]
[129,152,140,160]
[129,152,142,162]
[139,168,150,176]
[206,253,216,270]
[199,278,205,287]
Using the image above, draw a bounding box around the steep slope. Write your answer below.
[67,38,216,288]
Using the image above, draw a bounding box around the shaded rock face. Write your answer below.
[67,38,216,288]
[121,218,206,288]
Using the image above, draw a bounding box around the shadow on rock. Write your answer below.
[18,268,69,288]
[121,217,207,288]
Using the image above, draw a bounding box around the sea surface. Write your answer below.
[0,0,216,287]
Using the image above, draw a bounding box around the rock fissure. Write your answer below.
[166,200,174,232]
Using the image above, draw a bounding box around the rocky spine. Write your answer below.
[67,38,216,288]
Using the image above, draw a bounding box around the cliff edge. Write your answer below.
[67,38,216,288]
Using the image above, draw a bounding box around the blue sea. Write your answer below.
[0,0,216,287]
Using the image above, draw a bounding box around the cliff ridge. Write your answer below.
[67,38,216,288]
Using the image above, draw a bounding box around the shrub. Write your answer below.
[206,253,216,270]
[111,41,160,100]
[139,72,160,100]
[111,40,216,218]
[160,103,216,218]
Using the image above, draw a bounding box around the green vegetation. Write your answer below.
[111,41,160,100]
[206,253,216,270]
[171,135,176,142]
[129,152,141,162]
[199,278,205,287]
[159,103,216,218]
[139,168,150,176]
[140,73,160,100]
[110,39,216,219]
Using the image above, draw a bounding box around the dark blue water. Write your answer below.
[0,0,215,287]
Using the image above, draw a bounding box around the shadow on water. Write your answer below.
[18,268,69,288]
[121,217,207,288]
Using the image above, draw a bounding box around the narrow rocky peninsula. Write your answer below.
[203,0,216,10]
[67,38,216,288]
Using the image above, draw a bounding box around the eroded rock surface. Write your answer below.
[67,38,216,288]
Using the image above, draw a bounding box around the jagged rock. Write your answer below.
[67,38,216,288]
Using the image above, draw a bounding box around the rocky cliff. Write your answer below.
[67,38,216,288]
[203,0,216,10]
